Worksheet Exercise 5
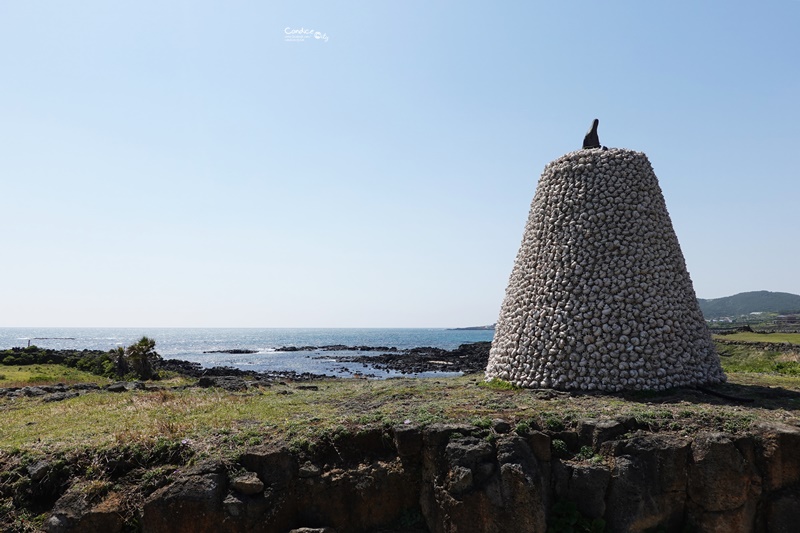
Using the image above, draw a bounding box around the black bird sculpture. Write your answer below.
[582,118,600,149]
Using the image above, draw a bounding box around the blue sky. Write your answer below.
[1,1,798,327]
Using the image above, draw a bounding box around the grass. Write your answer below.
[724,372,800,388]
[715,341,800,375]
[714,332,800,344]
[3,331,800,458]
[3,370,800,458]
[1,364,799,532]
[480,377,522,391]
[4,338,800,533]
[0,364,110,388]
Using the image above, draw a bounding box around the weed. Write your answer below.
[480,378,521,391]
[544,415,565,432]
[288,436,312,454]
[154,390,176,403]
[722,414,756,433]
[0,498,42,532]
[77,479,112,501]
[412,406,445,426]
[576,446,596,461]
[775,361,800,375]
[156,419,182,437]
[515,421,531,436]
[471,417,493,429]
[551,439,570,459]
[140,466,175,493]
[632,408,673,428]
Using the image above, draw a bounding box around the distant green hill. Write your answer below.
[698,291,800,319]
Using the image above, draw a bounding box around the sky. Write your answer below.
[1,1,798,328]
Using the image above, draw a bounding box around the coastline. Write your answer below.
[3,368,800,532]
[0,328,495,378]
[3,335,800,531]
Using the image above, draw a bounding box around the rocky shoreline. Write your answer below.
[169,341,492,379]
[0,342,493,399]
[314,342,492,375]
[166,341,491,380]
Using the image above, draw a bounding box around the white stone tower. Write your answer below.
[485,148,726,391]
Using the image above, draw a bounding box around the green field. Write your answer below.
[0,364,110,388]
[713,332,800,344]
[714,336,800,377]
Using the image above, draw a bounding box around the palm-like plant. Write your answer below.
[125,336,161,380]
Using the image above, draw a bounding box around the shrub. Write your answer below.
[470,417,493,429]
[551,439,570,458]
[515,421,531,436]
[544,415,565,431]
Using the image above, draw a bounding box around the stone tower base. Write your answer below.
[485,148,725,391]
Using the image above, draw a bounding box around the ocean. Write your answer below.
[0,328,495,378]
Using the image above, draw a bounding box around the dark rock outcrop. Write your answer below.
[603,435,693,531]
[202,349,258,354]
[141,461,228,533]
[156,357,326,382]
[322,342,492,375]
[44,484,125,533]
[196,376,252,391]
[29,420,800,533]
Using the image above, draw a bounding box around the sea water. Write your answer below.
[0,328,494,378]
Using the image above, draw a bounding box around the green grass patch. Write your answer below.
[0,364,111,388]
[714,332,800,344]
[725,371,800,389]
[715,341,800,376]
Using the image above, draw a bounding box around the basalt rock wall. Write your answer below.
[487,148,725,391]
[41,421,800,533]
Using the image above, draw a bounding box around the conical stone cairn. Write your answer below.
[485,148,726,391]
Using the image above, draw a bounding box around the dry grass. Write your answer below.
[3,372,800,458]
